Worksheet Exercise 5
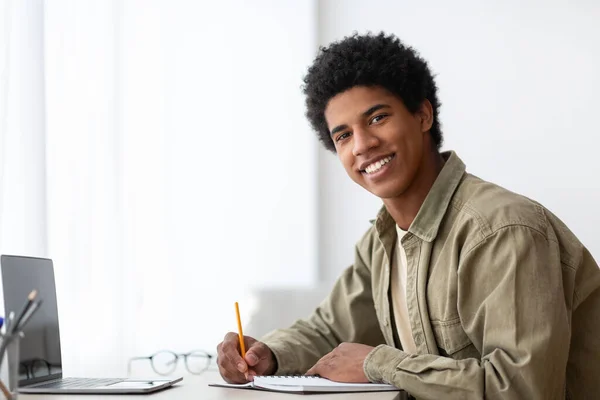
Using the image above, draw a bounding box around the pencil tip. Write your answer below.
[29,289,38,300]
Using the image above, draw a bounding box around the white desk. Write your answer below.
[20,372,406,400]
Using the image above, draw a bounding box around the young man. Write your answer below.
[217,32,600,399]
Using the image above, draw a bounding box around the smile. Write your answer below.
[363,155,395,175]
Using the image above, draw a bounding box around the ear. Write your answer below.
[416,99,434,133]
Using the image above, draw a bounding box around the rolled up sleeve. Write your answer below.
[262,233,386,375]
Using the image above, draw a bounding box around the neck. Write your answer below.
[383,149,445,230]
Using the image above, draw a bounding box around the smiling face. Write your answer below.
[325,85,435,200]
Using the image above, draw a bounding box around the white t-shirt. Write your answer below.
[390,225,418,353]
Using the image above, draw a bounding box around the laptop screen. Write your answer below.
[1,255,63,386]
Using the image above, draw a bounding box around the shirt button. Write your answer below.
[384,319,389,327]
[414,333,421,344]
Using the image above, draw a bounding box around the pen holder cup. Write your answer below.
[0,332,23,400]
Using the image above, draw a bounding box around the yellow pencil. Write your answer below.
[235,302,246,358]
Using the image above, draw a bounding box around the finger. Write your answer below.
[244,341,268,367]
[306,358,325,377]
[217,351,245,383]
[225,332,256,364]
[306,352,333,377]
[217,348,242,372]
[218,361,248,384]
[222,332,247,373]
[305,364,318,376]
[224,331,243,347]
[244,335,258,348]
[242,336,257,362]
[245,352,259,367]
[217,344,250,383]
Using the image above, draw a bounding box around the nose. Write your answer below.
[352,127,379,157]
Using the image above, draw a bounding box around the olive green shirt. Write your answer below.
[261,151,600,399]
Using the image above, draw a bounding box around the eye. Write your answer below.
[370,114,388,124]
[335,132,351,142]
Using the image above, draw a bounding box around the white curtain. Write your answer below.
[0,0,7,238]
[0,0,318,377]
[0,1,47,382]
[0,0,47,261]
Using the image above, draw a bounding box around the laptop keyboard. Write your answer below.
[32,377,124,389]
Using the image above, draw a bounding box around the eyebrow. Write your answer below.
[329,104,391,137]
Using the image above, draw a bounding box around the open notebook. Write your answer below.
[209,375,402,394]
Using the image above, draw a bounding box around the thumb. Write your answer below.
[245,342,267,366]
[245,349,260,366]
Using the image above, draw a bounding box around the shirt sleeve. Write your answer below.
[261,232,386,375]
[364,224,570,400]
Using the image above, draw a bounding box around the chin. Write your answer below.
[369,188,402,200]
[372,190,403,200]
[366,184,407,200]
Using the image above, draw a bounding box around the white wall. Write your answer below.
[318,0,600,282]
[42,0,320,375]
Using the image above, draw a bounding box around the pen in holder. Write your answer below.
[0,290,42,400]
[0,331,24,400]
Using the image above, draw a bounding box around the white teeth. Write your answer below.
[364,156,393,174]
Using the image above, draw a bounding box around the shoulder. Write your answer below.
[448,174,590,280]
[452,173,548,241]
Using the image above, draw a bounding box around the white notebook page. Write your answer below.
[255,375,395,389]
[210,375,399,393]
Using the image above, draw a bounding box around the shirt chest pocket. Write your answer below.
[431,317,472,356]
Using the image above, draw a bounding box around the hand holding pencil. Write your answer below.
[215,302,277,384]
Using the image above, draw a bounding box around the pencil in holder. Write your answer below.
[0,332,24,400]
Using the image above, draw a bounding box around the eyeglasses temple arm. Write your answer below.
[127,357,151,375]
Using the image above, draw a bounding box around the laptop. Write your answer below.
[0,255,183,394]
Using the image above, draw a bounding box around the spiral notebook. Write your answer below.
[209,375,402,395]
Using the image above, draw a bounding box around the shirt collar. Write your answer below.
[375,151,466,242]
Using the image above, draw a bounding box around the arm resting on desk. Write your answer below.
[262,233,385,375]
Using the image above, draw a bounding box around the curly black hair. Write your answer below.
[303,32,442,153]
